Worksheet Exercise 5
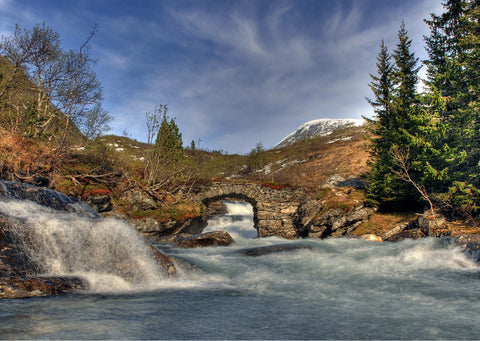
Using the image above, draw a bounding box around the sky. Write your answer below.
[0,0,445,154]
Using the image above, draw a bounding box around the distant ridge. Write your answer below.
[274,118,364,149]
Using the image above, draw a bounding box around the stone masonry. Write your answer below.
[189,182,308,239]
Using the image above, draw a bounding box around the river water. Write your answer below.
[1,200,480,339]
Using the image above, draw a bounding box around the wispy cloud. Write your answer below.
[0,0,447,154]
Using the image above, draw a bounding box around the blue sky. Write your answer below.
[0,0,443,154]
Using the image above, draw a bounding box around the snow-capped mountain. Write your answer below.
[274,118,364,149]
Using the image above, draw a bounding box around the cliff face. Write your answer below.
[274,118,364,149]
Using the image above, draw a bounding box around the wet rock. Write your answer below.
[0,276,87,299]
[240,243,314,256]
[0,180,97,216]
[456,235,480,263]
[150,246,176,277]
[163,231,235,248]
[130,216,207,240]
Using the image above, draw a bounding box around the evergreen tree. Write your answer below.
[144,105,184,186]
[154,108,183,163]
[366,23,435,208]
[365,40,397,203]
[424,0,480,216]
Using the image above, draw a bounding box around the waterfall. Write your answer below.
[0,189,169,293]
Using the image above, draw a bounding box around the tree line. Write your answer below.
[366,0,480,224]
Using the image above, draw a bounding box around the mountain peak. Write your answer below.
[274,118,364,149]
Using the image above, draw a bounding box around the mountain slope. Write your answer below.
[274,118,364,149]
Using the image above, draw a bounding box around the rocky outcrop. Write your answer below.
[297,197,375,239]
[160,231,235,248]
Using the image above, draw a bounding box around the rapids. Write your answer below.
[2,200,480,339]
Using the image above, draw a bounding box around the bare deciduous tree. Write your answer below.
[390,145,438,225]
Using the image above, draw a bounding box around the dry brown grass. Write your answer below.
[351,211,417,236]
[0,128,55,182]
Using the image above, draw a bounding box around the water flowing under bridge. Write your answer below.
[189,181,309,239]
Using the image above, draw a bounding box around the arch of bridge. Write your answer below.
[191,182,307,239]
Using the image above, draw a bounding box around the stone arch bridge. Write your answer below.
[189,181,309,239]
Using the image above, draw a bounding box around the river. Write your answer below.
[1,200,480,339]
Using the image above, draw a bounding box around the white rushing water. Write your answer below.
[0,199,168,292]
[2,199,480,339]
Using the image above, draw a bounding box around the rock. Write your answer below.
[381,223,409,241]
[456,235,480,263]
[0,276,87,299]
[386,228,426,242]
[360,234,383,242]
[86,195,112,213]
[308,225,329,239]
[130,216,207,240]
[149,246,176,277]
[417,212,446,235]
[121,188,158,211]
[240,243,314,256]
[347,207,375,223]
[205,200,228,218]
[0,180,98,216]
[163,231,235,248]
[337,179,367,189]
[322,175,346,188]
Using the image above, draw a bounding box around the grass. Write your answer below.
[351,211,417,236]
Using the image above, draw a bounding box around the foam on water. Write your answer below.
[3,200,480,339]
[0,199,169,293]
[203,201,257,240]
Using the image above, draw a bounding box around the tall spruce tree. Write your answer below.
[366,23,432,208]
[365,40,397,203]
[425,0,480,216]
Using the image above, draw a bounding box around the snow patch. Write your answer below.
[274,118,363,149]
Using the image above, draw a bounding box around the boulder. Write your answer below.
[381,223,409,241]
[240,243,314,256]
[456,235,480,263]
[360,234,383,242]
[86,195,112,213]
[130,216,207,240]
[322,175,346,188]
[163,231,235,248]
[385,228,426,242]
[337,179,367,189]
[121,188,158,211]
[0,276,87,299]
